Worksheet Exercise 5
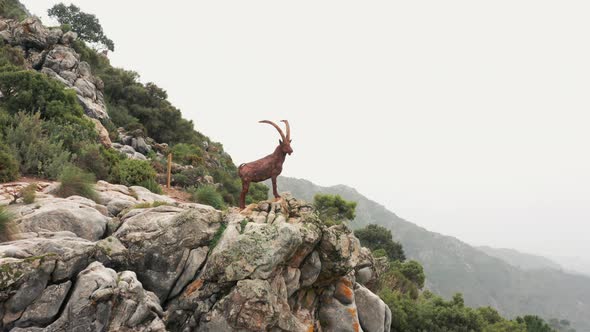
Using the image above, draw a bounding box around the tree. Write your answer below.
[48,3,114,51]
[313,194,356,224]
[397,260,425,289]
[355,224,406,261]
[516,315,553,332]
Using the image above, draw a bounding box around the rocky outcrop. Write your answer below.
[0,17,108,119]
[0,182,390,332]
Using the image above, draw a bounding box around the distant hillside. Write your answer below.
[551,256,590,277]
[270,176,590,332]
[477,246,563,271]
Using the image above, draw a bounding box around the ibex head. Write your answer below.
[259,120,293,155]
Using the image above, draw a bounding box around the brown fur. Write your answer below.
[238,120,292,209]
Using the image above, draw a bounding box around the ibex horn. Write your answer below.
[259,120,286,141]
[281,120,290,140]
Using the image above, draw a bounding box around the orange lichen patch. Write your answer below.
[307,324,314,332]
[184,278,203,296]
[347,308,360,332]
[347,307,357,316]
[334,280,354,304]
[339,277,353,288]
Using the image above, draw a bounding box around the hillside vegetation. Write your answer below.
[0,3,268,206]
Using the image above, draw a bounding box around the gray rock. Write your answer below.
[129,186,175,204]
[355,284,392,332]
[131,151,147,160]
[107,198,135,216]
[9,197,109,241]
[318,224,361,282]
[120,145,136,155]
[134,137,151,155]
[199,278,304,332]
[17,281,72,327]
[169,246,209,298]
[203,221,304,282]
[318,279,364,332]
[78,61,92,78]
[300,251,321,287]
[12,17,50,49]
[114,206,221,300]
[10,262,164,332]
[282,267,301,297]
[43,45,78,73]
[60,31,77,45]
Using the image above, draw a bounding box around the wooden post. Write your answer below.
[167,153,172,189]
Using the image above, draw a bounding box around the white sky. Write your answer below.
[24,1,590,260]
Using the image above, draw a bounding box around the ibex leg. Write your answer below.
[271,176,280,198]
[239,180,250,209]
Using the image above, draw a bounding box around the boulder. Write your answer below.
[202,221,305,282]
[113,206,221,300]
[16,281,72,327]
[318,224,362,283]
[355,284,392,332]
[129,186,176,204]
[318,277,363,332]
[8,197,109,241]
[10,262,165,332]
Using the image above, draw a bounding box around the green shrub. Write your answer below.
[355,224,406,262]
[173,166,207,188]
[314,194,357,224]
[0,206,15,242]
[20,183,37,204]
[171,143,204,166]
[56,165,97,201]
[74,144,110,180]
[0,43,25,67]
[0,143,18,182]
[0,67,85,121]
[190,186,225,210]
[139,178,163,194]
[0,0,28,20]
[117,159,157,187]
[4,112,72,179]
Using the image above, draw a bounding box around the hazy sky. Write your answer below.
[24,1,590,260]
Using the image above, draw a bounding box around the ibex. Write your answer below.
[238,120,292,209]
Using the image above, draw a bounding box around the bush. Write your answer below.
[190,186,225,210]
[74,144,109,180]
[4,112,72,179]
[0,67,85,121]
[314,194,357,224]
[139,178,163,194]
[171,143,204,166]
[20,183,37,204]
[0,0,28,20]
[172,166,207,188]
[355,224,406,262]
[0,206,15,242]
[56,165,97,201]
[0,143,18,182]
[117,159,157,187]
